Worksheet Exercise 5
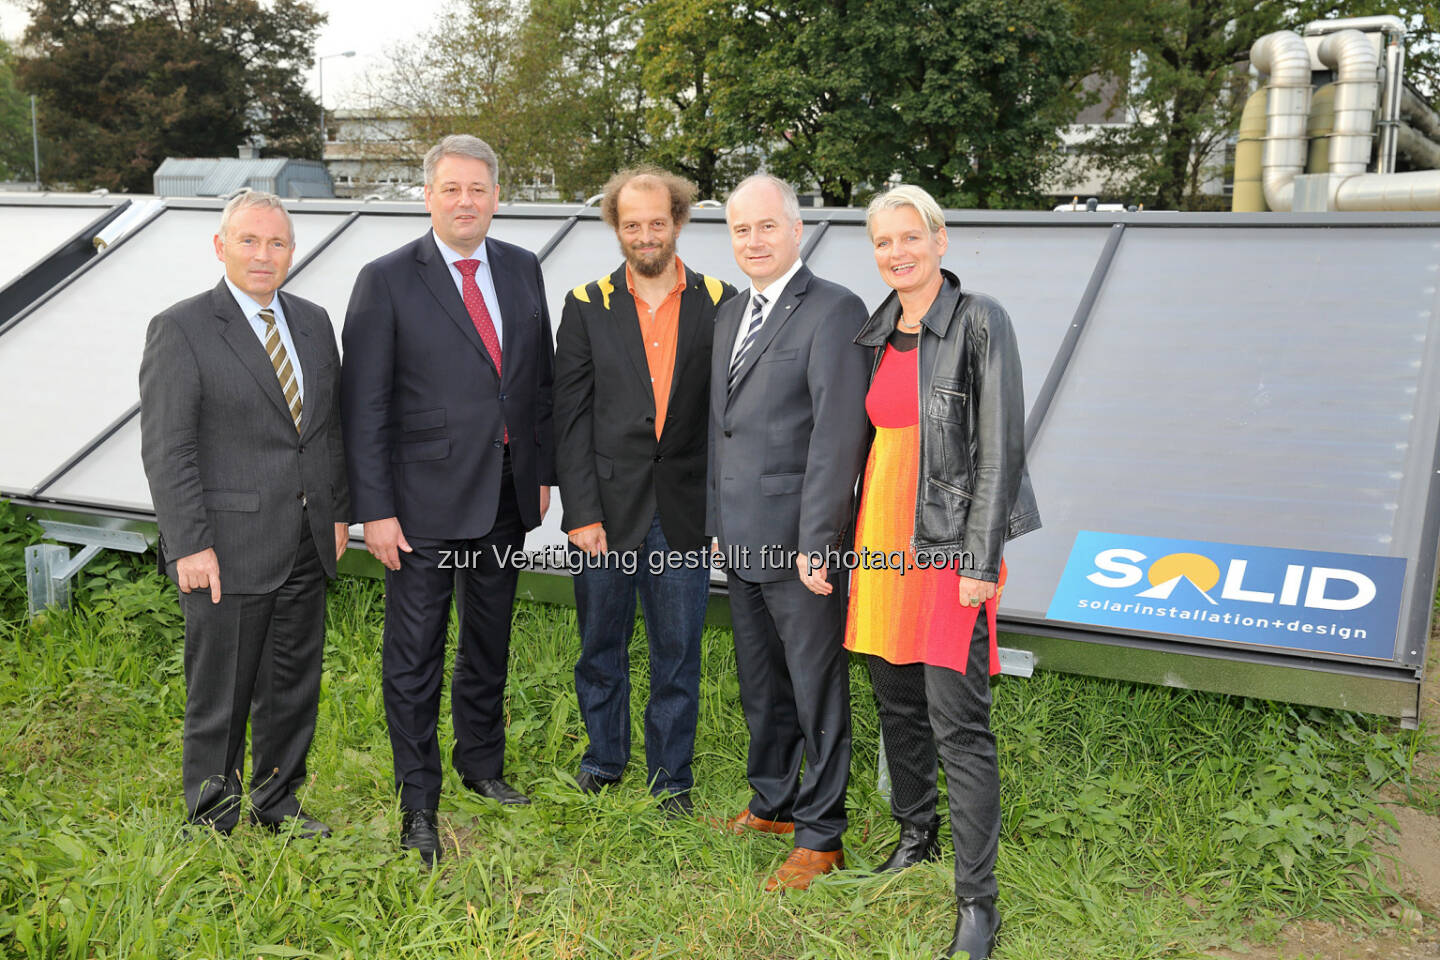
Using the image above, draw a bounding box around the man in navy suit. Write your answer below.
[341,135,556,866]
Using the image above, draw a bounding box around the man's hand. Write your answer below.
[957,576,996,608]
[176,548,222,604]
[364,517,412,571]
[568,524,608,557]
[797,551,832,597]
[334,523,350,561]
[539,486,551,521]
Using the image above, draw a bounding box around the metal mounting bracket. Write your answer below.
[25,520,149,617]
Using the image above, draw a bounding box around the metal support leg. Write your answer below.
[25,520,150,618]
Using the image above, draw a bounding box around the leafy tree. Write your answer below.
[0,38,35,182]
[372,0,647,200]
[675,0,1085,207]
[17,0,324,192]
[637,0,759,199]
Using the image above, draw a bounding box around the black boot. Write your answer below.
[876,818,941,872]
[945,895,1000,959]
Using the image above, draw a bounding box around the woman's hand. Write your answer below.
[957,576,995,608]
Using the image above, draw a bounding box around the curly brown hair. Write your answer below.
[599,166,697,229]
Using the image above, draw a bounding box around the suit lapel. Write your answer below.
[713,290,744,415]
[487,237,530,388]
[666,267,704,416]
[279,291,325,441]
[415,234,497,377]
[214,281,296,427]
[609,264,656,414]
[727,265,811,402]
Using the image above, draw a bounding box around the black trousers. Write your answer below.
[728,574,851,851]
[382,459,525,812]
[180,519,326,831]
[866,612,999,898]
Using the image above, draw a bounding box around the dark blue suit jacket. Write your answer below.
[340,231,556,541]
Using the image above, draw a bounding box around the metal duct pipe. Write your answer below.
[1396,122,1440,170]
[1315,30,1378,177]
[1302,15,1405,39]
[1401,87,1440,142]
[1304,16,1406,173]
[1335,171,1440,210]
[1251,31,1313,211]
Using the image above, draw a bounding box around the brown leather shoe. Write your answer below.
[764,847,845,891]
[722,809,795,835]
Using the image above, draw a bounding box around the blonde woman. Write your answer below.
[845,185,1040,959]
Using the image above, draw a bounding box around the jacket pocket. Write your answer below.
[391,439,450,463]
[927,377,968,424]
[202,489,260,512]
[760,472,804,496]
[919,477,970,538]
[761,348,799,363]
[401,408,446,432]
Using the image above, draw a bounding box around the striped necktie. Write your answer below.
[259,307,302,432]
[727,292,767,392]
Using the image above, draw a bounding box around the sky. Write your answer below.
[0,0,452,110]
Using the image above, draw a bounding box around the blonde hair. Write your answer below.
[865,184,945,240]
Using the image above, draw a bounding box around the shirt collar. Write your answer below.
[625,255,687,300]
[224,276,281,322]
[433,229,488,268]
[749,257,804,304]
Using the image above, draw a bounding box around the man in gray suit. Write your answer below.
[709,174,870,890]
[140,191,349,837]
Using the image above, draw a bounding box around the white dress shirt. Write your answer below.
[433,229,505,349]
[729,257,806,369]
[226,277,303,403]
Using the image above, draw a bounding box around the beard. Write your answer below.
[625,237,675,278]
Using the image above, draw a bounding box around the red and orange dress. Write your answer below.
[843,334,1004,674]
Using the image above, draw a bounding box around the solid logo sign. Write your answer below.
[1047,532,1406,660]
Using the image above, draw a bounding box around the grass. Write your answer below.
[0,508,1435,959]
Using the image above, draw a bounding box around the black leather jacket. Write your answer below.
[854,270,1040,582]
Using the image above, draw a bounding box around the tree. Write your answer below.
[637,0,759,199]
[681,0,1085,207]
[17,0,324,192]
[370,0,648,201]
[0,38,35,182]
[1071,0,1284,209]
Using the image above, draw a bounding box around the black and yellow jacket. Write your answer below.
[553,262,736,552]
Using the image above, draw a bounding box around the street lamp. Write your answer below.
[317,50,356,150]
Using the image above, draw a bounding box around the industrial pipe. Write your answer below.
[1315,30,1378,177]
[1396,123,1440,170]
[1251,31,1314,211]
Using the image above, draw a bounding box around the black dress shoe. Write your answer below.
[253,812,332,839]
[946,895,1001,959]
[656,792,693,818]
[461,777,531,806]
[877,818,941,872]
[576,770,621,795]
[401,808,441,867]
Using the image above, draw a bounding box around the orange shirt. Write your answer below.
[629,256,687,441]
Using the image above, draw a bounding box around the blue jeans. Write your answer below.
[572,513,709,795]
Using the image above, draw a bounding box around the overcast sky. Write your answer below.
[0,0,453,109]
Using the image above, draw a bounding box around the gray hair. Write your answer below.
[865,184,945,240]
[726,174,801,225]
[423,134,499,186]
[218,190,293,244]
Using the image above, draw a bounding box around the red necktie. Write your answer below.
[455,258,507,444]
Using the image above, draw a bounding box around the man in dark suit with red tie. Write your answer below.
[340,135,556,867]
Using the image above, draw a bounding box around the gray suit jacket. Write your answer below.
[140,280,350,594]
[707,264,871,583]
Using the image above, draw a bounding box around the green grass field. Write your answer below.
[0,510,1435,959]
